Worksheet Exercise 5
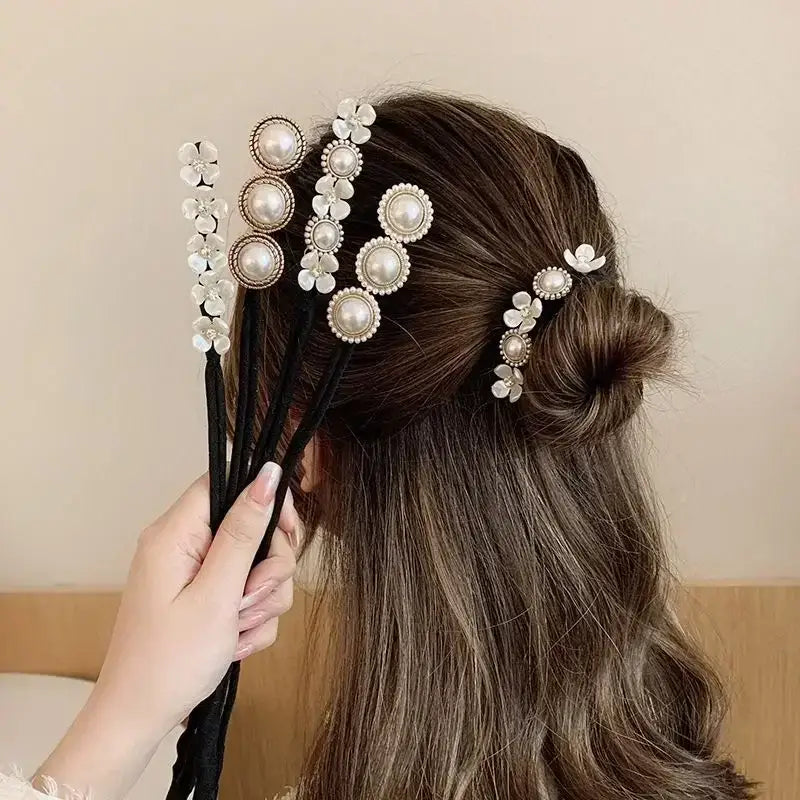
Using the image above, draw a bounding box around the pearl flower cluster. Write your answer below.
[327,183,434,344]
[298,98,375,295]
[228,116,307,291]
[491,244,606,403]
[179,140,234,355]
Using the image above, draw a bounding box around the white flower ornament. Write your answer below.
[491,364,524,403]
[187,233,226,274]
[178,141,220,187]
[503,291,543,334]
[192,316,231,354]
[298,251,339,294]
[182,189,229,234]
[191,270,235,317]
[332,98,376,144]
[564,243,606,274]
[312,175,354,221]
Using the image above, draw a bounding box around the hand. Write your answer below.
[36,462,298,800]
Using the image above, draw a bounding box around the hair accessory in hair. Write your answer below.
[377,183,434,242]
[355,236,410,295]
[492,364,524,403]
[322,139,363,180]
[298,110,373,295]
[532,267,572,300]
[503,291,542,333]
[332,97,376,143]
[564,243,606,273]
[328,182,434,341]
[305,215,344,254]
[492,243,605,402]
[327,287,382,343]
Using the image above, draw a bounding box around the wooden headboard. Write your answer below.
[1,585,797,800]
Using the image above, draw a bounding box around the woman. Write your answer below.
[4,93,751,799]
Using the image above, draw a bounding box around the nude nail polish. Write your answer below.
[249,462,281,506]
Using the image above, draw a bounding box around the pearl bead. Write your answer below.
[258,122,298,167]
[311,220,340,251]
[238,241,275,282]
[386,193,424,234]
[328,145,357,177]
[364,246,401,287]
[334,296,373,336]
[539,270,566,293]
[502,334,527,363]
[247,183,286,226]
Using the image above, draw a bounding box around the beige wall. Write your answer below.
[0,0,797,587]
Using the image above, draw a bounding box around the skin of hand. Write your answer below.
[35,461,299,800]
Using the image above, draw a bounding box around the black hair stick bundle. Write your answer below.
[166,347,227,800]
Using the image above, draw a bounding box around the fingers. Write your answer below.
[240,537,296,611]
[193,462,285,606]
[235,617,279,660]
[163,473,211,530]
[238,578,293,632]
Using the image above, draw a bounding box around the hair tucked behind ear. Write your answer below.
[521,281,675,445]
[227,90,752,800]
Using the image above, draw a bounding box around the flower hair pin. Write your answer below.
[491,243,606,402]
[178,140,234,354]
[298,98,375,295]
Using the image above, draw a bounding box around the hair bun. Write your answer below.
[519,282,674,445]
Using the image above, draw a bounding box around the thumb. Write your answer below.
[193,461,283,606]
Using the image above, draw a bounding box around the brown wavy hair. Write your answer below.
[228,91,752,799]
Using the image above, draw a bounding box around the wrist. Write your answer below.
[37,685,166,800]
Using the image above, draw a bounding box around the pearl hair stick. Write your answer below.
[328,183,433,343]
[297,98,375,295]
[491,244,606,402]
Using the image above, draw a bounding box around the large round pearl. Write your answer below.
[502,333,527,363]
[238,241,276,282]
[334,296,373,337]
[539,269,567,293]
[311,220,340,251]
[258,123,298,167]
[328,145,357,177]
[247,182,287,226]
[365,246,402,287]
[387,193,424,234]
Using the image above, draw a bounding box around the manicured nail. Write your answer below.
[249,462,281,507]
[239,608,267,627]
[240,580,276,610]
[234,644,253,661]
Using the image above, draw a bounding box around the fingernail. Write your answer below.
[249,462,281,507]
[239,608,267,626]
[234,644,253,661]
[240,580,276,610]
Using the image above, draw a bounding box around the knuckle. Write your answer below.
[218,513,256,548]
[137,524,160,550]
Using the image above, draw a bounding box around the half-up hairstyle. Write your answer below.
[227,91,753,800]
